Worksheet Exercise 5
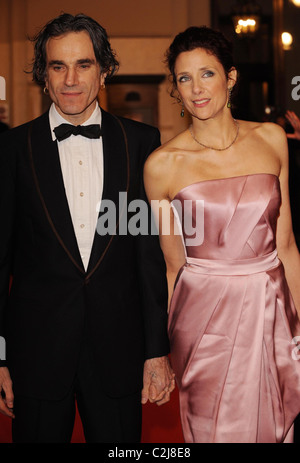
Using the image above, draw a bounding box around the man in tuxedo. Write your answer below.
[0,13,174,443]
[0,121,9,133]
[0,107,9,133]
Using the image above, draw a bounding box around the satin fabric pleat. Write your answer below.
[168,174,300,443]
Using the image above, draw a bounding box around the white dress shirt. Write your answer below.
[49,102,103,270]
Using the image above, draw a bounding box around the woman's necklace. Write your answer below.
[189,120,239,151]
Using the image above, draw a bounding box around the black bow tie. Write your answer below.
[54,123,102,141]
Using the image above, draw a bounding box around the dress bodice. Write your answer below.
[172,173,280,260]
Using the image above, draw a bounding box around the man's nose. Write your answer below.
[65,68,79,86]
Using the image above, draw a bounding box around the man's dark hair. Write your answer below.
[29,13,119,86]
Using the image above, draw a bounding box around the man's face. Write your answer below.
[45,31,105,124]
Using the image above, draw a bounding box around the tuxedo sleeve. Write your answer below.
[137,128,170,360]
[0,133,16,367]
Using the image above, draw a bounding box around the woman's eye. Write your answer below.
[203,70,214,78]
[178,75,190,83]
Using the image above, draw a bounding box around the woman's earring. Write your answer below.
[43,87,49,95]
[180,104,185,117]
[227,88,232,108]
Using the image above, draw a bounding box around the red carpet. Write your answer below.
[0,387,183,443]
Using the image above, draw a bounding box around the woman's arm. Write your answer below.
[144,149,186,310]
[273,125,300,316]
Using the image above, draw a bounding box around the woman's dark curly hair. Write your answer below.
[29,13,119,87]
[165,26,236,99]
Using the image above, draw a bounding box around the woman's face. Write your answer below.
[174,47,236,121]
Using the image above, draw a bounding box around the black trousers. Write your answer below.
[11,341,142,443]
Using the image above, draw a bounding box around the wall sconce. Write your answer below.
[281,32,293,50]
[231,0,261,37]
[290,0,300,6]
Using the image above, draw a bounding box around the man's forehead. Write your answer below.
[46,31,96,62]
[46,31,96,58]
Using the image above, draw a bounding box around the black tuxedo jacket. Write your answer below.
[0,108,169,400]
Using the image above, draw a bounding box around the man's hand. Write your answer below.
[286,110,300,140]
[0,367,14,418]
[141,356,175,406]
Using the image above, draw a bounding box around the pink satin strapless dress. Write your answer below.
[168,173,300,443]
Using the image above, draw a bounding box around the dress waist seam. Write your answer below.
[185,249,280,276]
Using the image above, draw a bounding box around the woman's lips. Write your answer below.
[193,98,210,107]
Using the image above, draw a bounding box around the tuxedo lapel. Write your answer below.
[27,110,129,277]
[86,109,130,276]
[28,112,85,274]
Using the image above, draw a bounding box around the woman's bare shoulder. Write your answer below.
[256,122,288,160]
[145,131,189,175]
[239,119,286,141]
[238,120,288,174]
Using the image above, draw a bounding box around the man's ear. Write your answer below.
[100,72,107,88]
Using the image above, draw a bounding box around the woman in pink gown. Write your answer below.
[144,26,300,443]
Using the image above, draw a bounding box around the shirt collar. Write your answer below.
[49,102,102,141]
